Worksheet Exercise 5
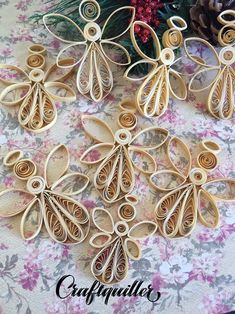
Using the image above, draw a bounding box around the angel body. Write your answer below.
[43,4,135,102]
[0,145,90,244]
[125,19,187,118]
[80,115,169,203]
[0,54,75,132]
[90,204,157,284]
[150,137,235,238]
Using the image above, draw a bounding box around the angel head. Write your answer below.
[43,0,135,102]
[150,137,235,238]
[89,197,157,284]
[0,44,76,132]
[0,145,90,244]
[80,114,169,203]
[184,10,235,120]
[124,16,188,118]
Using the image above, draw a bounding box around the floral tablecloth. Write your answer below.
[0,1,235,314]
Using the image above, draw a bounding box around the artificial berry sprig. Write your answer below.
[131,0,163,43]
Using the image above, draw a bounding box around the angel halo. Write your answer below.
[43,0,135,102]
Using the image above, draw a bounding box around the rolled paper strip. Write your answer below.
[13,159,37,180]
[167,136,192,178]
[124,194,138,205]
[83,22,102,42]
[118,202,136,222]
[92,207,114,234]
[114,221,129,237]
[128,221,157,239]
[197,151,218,172]
[167,16,187,31]
[219,25,235,46]
[217,10,235,25]
[160,48,175,65]
[201,140,221,154]
[89,232,112,248]
[124,238,141,260]
[118,111,137,130]
[26,176,46,194]
[79,0,101,22]
[130,21,161,61]
[189,168,207,186]
[28,44,47,56]
[119,98,137,113]
[115,129,132,145]
[44,144,69,188]
[219,46,235,65]
[26,54,45,70]
[3,150,23,167]
[162,28,183,49]
[28,69,45,82]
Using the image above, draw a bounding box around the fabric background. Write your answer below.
[0,1,235,313]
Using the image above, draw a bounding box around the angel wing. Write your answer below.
[94,145,135,203]
[155,183,197,238]
[91,236,128,284]
[207,66,235,119]
[41,191,90,244]
[76,42,113,102]
[136,64,169,118]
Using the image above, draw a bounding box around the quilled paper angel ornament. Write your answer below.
[184,10,235,120]
[0,145,90,244]
[43,0,135,102]
[80,115,169,203]
[150,137,235,238]
[124,16,188,118]
[0,44,76,132]
[89,197,157,284]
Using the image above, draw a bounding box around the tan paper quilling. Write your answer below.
[118,98,138,130]
[184,10,235,120]
[89,197,157,284]
[80,115,169,203]
[124,16,188,118]
[150,138,235,238]
[0,45,76,133]
[0,145,90,244]
[43,1,135,102]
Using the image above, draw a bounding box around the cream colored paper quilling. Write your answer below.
[150,138,235,238]
[118,98,138,130]
[43,1,135,102]
[184,10,235,120]
[80,115,169,203]
[124,16,187,118]
[0,145,90,244]
[89,197,157,284]
[0,45,76,133]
